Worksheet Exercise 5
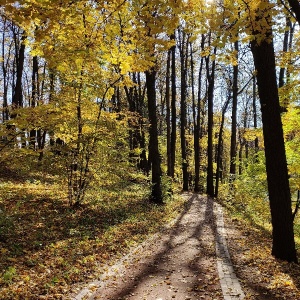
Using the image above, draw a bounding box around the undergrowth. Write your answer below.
[219,180,300,247]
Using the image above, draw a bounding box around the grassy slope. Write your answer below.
[221,194,300,299]
[0,160,186,299]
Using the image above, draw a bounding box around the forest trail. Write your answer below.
[70,193,245,300]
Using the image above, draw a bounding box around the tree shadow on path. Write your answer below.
[88,193,222,300]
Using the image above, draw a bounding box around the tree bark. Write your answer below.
[166,50,172,177]
[194,34,206,193]
[287,0,300,25]
[190,42,196,192]
[179,30,189,191]
[278,17,290,90]
[252,76,259,157]
[30,55,38,149]
[146,69,163,204]
[1,18,9,122]
[12,32,25,109]
[215,97,230,197]
[229,41,239,177]
[206,44,217,197]
[170,33,177,178]
[251,26,297,262]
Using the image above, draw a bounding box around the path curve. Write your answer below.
[69,194,244,300]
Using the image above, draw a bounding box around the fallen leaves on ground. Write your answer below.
[223,206,300,300]
[0,171,185,300]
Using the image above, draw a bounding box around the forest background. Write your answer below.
[1,0,300,298]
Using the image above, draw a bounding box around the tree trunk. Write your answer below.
[287,0,300,25]
[229,41,239,177]
[194,35,206,193]
[252,76,259,157]
[179,30,189,191]
[278,17,292,112]
[12,32,25,109]
[190,42,196,191]
[278,17,290,90]
[30,56,38,149]
[1,18,9,122]
[215,97,230,197]
[146,69,163,204]
[206,44,217,197]
[251,22,297,262]
[170,33,177,178]
[166,50,172,177]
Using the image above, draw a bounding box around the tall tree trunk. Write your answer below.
[1,18,9,122]
[250,5,297,262]
[215,97,230,197]
[229,40,239,177]
[179,30,189,191]
[239,105,249,175]
[9,30,25,147]
[278,17,291,112]
[238,131,243,176]
[206,43,217,197]
[30,56,38,149]
[278,17,290,90]
[194,34,205,193]
[146,69,163,204]
[166,50,172,177]
[252,76,259,157]
[190,42,196,191]
[170,33,177,178]
[12,32,25,109]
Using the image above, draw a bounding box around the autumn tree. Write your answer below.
[249,0,297,262]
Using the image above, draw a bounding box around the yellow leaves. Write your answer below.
[268,274,295,290]
[201,46,212,57]
[282,105,300,192]
[29,46,44,57]
[242,128,263,142]
[106,87,115,100]
[217,51,238,66]
[1,248,9,254]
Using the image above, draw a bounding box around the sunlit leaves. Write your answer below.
[282,106,300,192]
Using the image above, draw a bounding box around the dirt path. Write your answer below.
[71,194,244,300]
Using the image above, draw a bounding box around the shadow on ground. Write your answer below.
[87,194,222,300]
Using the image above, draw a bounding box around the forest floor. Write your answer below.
[1,163,300,300]
[69,193,300,300]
